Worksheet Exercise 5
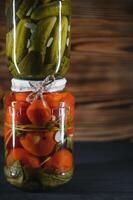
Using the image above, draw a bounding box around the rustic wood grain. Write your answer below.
[0,0,133,141]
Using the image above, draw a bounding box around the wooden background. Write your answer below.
[0,0,133,141]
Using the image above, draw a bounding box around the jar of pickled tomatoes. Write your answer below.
[4,78,75,190]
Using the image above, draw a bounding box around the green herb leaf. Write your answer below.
[4,161,39,190]
[38,169,73,188]
[66,136,73,150]
[15,130,24,137]
[4,161,24,186]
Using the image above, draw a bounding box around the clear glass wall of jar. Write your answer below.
[6,0,71,80]
[4,90,74,190]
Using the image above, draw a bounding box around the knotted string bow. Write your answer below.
[26,75,55,103]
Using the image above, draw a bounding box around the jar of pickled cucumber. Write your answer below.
[6,0,71,79]
[4,78,75,190]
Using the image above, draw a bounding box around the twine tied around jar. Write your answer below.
[11,76,67,103]
[26,75,55,103]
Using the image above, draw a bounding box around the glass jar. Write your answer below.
[4,87,75,190]
[6,0,71,79]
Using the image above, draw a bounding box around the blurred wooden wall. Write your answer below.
[0,0,133,141]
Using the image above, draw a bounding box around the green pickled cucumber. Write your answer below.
[9,51,43,79]
[13,19,31,64]
[16,0,37,19]
[8,60,20,78]
[42,56,69,77]
[40,0,52,3]
[18,51,43,77]
[42,63,55,76]
[46,16,68,68]
[6,31,13,59]
[64,21,71,58]
[29,17,57,62]
[60,17,69,59]
[8,61,18,77]
[6,0,22,31]
[31,1,71,20]
[56,56,70,77]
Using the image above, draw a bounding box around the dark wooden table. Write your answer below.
[0,0,133,141]
[1,139,133,199]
